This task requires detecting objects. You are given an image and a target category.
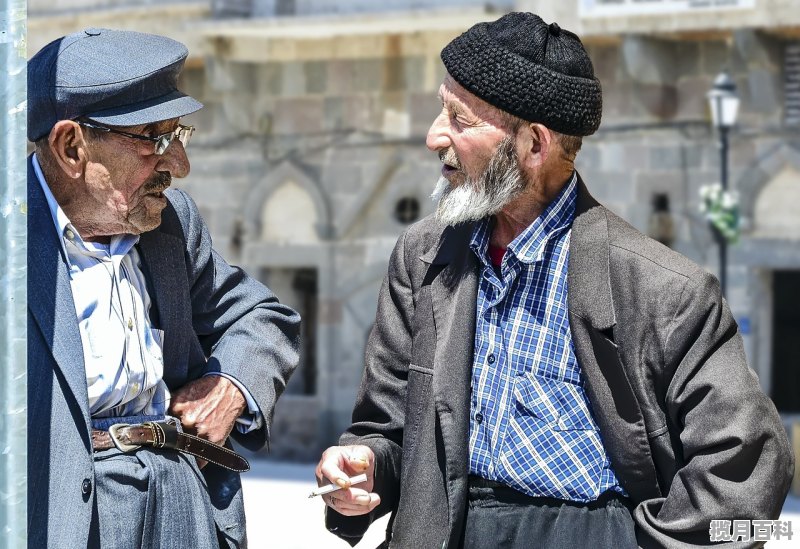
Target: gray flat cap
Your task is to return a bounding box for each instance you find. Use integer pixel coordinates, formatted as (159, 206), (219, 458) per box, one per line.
(28, 28), (203, 142)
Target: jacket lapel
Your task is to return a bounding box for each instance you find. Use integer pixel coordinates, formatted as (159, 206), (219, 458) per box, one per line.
(137, 229), (187, 388)
(421, 222), (478, 547)
(568, 176), (661, 501)
(27, 157), (91, 425)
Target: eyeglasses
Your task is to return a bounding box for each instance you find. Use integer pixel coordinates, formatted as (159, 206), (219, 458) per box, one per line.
(78, 120), (195, 156)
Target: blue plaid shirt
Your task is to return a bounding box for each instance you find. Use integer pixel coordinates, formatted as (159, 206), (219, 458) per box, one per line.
(467, 173), (624, 502)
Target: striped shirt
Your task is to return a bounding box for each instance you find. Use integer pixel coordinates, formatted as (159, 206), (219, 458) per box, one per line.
(467, 173), (624, 502)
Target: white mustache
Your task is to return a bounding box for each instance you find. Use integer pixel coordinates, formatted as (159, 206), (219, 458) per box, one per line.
(438, 148), (460, 169)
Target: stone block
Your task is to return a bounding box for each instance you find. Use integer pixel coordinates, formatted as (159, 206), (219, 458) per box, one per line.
(577, 169), (609, 199)
(322, 96), (345, 131)
(410, 91), (441, 134)
(634, 172), (686, 212)
(734, 30), (781, 71)
(403, 57), (426, 93)
(588, 44), (621, 84)
(327, 60), (354, 95)
(383, 57), (406, 92)
(622, 35), (677, 86)
(747, 68), (781, 114)
(584, 170), (634, 204)
(702, 40), (731, 75)
(304, 60), (328, 94)
(179, 66), (207, 102)
(676, 75), (714, 120)
(182, 102), (216, 139)
(271, 97), (325, 135)
(255, 62), (283, 97)
(575, 144), (600, 171)
(674, 42), (701, 78)
(601, 142), (649, 172)
(649, 146), (683, 171)
(601, 79), (638, 121)
(324, 162), (363, 195)
(281, 61), (307, 97)
(341, 94), (383, 133)
(633, 82), (678, 119)
(728, 139), (756, 170)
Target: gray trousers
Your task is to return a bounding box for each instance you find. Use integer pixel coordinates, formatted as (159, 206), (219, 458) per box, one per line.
(460, 479), (637, 549)
(92, 446), (221, 549)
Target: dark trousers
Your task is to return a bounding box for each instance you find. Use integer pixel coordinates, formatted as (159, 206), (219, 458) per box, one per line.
(460, 478), (637, 549)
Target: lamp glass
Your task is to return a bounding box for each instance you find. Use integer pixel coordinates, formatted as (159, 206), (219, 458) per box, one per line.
(707, 73), (740, 129)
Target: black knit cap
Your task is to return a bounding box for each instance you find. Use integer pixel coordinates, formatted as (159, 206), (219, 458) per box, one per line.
(441, 12), (602, 136)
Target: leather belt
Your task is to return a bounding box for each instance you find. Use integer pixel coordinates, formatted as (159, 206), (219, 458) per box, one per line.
(91, 421), (250, 473)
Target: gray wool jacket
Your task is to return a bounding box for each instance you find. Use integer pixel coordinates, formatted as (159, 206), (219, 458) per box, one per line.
(326, 175), (793, 549)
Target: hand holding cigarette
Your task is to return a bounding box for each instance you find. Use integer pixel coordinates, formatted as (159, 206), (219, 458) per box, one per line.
(309, 473), (368, 498)
(314, 445), (381, 516)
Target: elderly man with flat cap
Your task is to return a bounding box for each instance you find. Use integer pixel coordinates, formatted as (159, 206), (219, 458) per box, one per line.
(316, 12), (792, 549)
(28, 29), (300, 548)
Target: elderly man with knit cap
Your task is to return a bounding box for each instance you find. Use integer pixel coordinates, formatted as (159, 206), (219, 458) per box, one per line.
(27, 29), (300, 548)
(316, 12), (793, 549)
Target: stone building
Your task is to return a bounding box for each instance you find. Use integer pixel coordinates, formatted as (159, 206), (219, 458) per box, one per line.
(29, 0), (800, 472)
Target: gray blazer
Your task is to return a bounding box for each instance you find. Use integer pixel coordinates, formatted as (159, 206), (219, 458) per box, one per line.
(327, 176), (793, 549)
(27, 157), (301, 548)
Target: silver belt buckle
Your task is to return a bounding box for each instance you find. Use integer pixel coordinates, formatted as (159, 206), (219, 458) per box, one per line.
(108, 423), (142, 452)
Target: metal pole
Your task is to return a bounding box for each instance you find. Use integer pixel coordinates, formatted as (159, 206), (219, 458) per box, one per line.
(719, 125), (729, 297)
(0, 0), (27, 547)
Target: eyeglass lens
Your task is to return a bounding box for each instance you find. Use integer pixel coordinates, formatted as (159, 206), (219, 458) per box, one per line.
(154, 126), (194, 155)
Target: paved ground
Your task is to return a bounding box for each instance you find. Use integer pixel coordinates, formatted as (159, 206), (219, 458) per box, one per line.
(242, 460), (389, 549)
(242, 460), (799, 548)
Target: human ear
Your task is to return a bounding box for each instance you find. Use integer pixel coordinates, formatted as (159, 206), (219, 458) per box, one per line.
(47, 121), (89, 179)
(516, 123), (554, 170)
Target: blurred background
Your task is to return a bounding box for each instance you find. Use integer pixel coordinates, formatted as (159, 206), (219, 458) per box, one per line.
(28, 0), (800, 546)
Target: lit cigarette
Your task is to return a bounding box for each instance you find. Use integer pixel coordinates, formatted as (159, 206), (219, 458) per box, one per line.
(308, 473), (368, 498)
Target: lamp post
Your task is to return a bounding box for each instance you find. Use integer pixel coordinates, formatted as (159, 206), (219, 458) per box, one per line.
(706, 72), (740, 297)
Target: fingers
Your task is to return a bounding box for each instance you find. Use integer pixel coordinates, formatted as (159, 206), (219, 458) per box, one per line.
(317, 453), (348, 487)
(345, 448), (370, 473)
(316, 445), (374, 488)
(324, 488), (381, 516)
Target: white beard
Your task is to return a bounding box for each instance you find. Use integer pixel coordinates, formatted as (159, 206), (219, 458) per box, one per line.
(431, 136), (526, 226)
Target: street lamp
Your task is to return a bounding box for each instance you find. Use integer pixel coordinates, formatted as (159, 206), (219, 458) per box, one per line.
(706, 72), (740, 296)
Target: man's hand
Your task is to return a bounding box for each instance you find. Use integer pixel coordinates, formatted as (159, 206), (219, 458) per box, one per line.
(168, 375), (246, 468)
(316, 445), (380, 516)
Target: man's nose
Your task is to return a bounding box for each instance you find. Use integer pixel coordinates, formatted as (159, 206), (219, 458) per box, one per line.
(157, 140), (190, 178)
(426, 113), (451, 152)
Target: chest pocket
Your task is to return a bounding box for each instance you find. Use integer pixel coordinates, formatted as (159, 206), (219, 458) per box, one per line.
(513, 372), (597, 431)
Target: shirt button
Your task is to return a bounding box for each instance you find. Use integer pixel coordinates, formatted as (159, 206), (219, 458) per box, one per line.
(475, 411), (484, 424)
(65, 229), (75, 240)
(127, 318), (133, 331)
(487, 354), (496, 364)
(81, 478), (92, 496)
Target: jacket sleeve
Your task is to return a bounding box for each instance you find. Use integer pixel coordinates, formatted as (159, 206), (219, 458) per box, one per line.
(325, 230), (414, 545)
(173, 189), (301, 451)
(634, 271), (794, 548)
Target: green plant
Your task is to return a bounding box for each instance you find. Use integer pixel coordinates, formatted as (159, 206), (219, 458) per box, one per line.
(699, 183), (740, 244)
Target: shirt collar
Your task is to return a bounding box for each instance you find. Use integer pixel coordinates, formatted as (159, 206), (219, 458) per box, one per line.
(32, 153), (140, 264)
(470, 171), (577, 267)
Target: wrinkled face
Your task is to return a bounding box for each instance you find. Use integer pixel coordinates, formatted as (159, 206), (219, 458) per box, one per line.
(426, 76), (527, 225)
(427, 75), (511, 186)
(80, 118), (190, 237)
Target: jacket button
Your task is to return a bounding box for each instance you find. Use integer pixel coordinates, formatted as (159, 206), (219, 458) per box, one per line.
(82, 478), (92, 496)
